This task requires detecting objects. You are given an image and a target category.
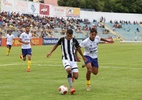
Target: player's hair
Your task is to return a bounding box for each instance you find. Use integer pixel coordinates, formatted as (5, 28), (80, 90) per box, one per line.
(24, 25), (30, 28)
(90, 28), (97, 34)
(67, 29), (73, 35)
(7, 30), (13, 33)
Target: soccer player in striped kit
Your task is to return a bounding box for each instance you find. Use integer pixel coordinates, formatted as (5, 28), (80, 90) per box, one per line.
(47, 29), (86, 94)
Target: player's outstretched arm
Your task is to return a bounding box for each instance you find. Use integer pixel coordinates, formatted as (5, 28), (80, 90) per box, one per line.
(76, 47), (87, 62)
(47, 44), (58, 58)
(75, 49), (81, 62)
(100, 38), (114, 43)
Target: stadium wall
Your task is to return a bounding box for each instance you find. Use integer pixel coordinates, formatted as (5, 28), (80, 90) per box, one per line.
(1, 0), (142, 23)
(0, 37), (114, 47)
(1, 38), (42, 46)
(80, 11), (142, 23)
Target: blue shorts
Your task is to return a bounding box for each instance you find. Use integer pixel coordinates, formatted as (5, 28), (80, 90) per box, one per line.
(22, 48), (32, 57)
(7, 45), (12, 48)
(84, 55), (99, 68)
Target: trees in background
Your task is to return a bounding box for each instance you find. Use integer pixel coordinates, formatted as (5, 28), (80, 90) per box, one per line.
(58, 0), (142, 13)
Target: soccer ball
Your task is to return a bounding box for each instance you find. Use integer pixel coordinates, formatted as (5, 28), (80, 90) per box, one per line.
(58, 85), (68, 95)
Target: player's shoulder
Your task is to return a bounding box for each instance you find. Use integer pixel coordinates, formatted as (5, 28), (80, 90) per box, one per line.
(72, 37), (77, 41)
(60, 37), (64, 39)
(29, 32), (32, 35)
(95, 35), (100, 40)
(59, 37), (64, 41)
(83, 37), (90, 42)
(21, 32), (26, 35)
(96, 35), (100, 39)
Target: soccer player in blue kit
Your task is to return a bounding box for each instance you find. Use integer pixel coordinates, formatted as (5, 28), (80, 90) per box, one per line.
(19, 25), (35, 72)
(80, 28), (113, 91)
(6, 30), (15, 56)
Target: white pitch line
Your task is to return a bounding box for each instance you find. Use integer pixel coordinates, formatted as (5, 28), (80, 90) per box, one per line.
(0, 63), (20, 66)
(0, 63), (142, 70)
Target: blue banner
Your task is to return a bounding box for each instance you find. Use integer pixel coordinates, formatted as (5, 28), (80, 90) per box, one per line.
(43, 38), (58, 45)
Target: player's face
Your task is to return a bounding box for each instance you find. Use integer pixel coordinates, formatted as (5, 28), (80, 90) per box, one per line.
(66, 33), (73, 40)
(25, 27), (30, 33)
(9, 31), (12, 35)
(90, 32), (97, 41)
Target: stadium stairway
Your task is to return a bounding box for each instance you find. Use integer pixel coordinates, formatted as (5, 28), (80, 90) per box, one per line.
(140, 24), (142, 28)
(104, 24), (125, 41)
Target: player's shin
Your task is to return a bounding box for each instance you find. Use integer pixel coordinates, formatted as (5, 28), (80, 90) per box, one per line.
(27, 60), (31, 72)
(86, 80), (90, 86)
(67, 71), (73, 88)
(6, 48), (10, 55)
(86, 72), (91, 91)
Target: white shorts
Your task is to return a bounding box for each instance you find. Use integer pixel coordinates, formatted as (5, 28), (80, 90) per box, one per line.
(62, 60), (78, 72)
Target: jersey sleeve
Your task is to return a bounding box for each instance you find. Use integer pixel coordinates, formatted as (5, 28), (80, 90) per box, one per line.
(56, 37), (63, 45)
(80, 39), (87, 48)
(74, 38), (80, 48)
(96, 36), (101, 43)
(5, 34), (8, 38)
(19, 33), (23, 39)
(12, 35), (15, 39)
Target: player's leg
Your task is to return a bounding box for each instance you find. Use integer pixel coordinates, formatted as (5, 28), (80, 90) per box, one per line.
(84, 56), (92, 91)
(87, 58), (99, 91)
(92, 67), (98, 75)
(70, 62), (79, 94)
(86, 62), (92, 91)
(27, 48), (32, 72)
(8, 45), (12, 55)
(63, 60), (75, 94)
(20, 49), (26, 61)
(72, 61), (79, 81)
(66, 67), (75, 94)
(92, 58), (99, 75)
(6, 45), (11, 56)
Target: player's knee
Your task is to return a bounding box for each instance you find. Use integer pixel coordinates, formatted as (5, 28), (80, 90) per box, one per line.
(67, 70), (72, 74)
(87, 69), (92, 73)
(67, 70), (72, 78)
(92, 72), (98, 75)
(74, 75), (78, 79)
(23, 58), (26, 61)
(87, 66), (92, 72)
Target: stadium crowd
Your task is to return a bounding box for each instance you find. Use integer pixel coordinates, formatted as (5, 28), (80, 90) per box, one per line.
(0, 11), (97, 38)
(0, 11), (141, 39)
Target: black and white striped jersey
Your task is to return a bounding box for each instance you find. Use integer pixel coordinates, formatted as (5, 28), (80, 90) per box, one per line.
(57, 37), (80, 61)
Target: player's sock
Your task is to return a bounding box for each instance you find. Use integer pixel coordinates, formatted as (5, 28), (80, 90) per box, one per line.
(86, 80), (90, 85)
(67, 72), (73, 88)
(6, 48), (9, 55)
(27, 60), (31, 72)
(86, 80), (91, 91)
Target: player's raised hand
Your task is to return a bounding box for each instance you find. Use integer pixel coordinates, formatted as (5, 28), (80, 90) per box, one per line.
(107, 40), (114, 43)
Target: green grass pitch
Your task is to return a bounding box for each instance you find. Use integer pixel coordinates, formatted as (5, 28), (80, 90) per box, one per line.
(0, 43), (142, 100)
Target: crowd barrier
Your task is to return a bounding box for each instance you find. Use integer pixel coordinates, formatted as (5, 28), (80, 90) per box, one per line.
(0, 37), (114, 47)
